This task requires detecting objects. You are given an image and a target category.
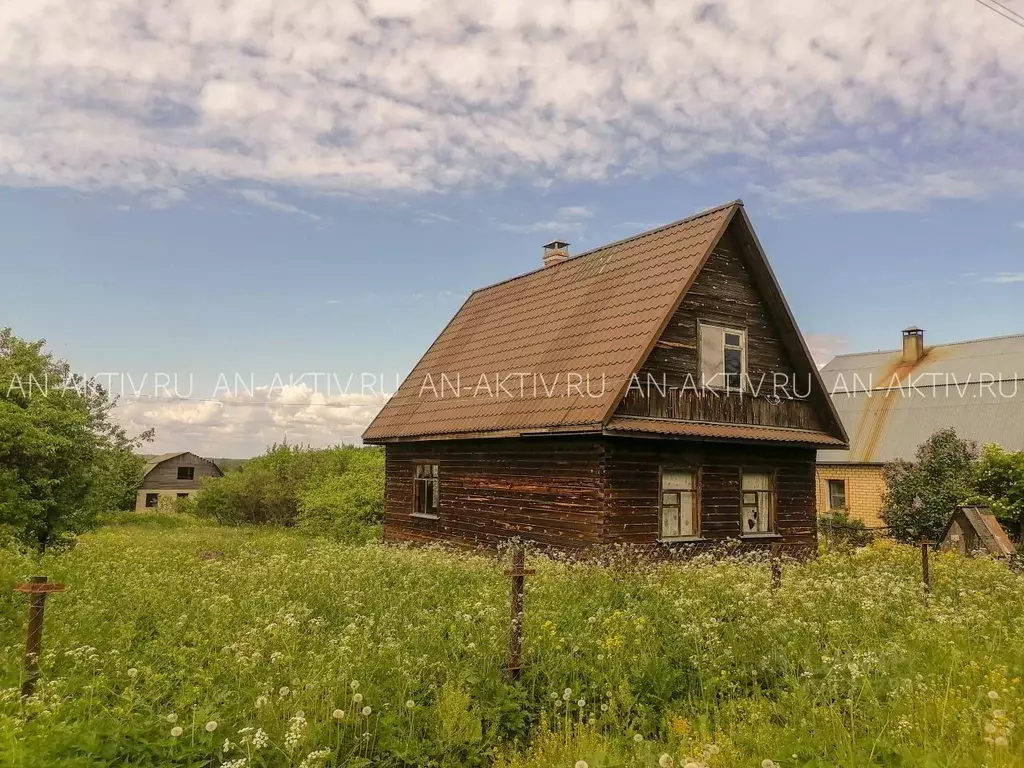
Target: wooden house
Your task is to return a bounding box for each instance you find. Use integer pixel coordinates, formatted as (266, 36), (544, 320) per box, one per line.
(135, 452), (223, 511)
(939, 506), (1015, 558)
(362, 201), (848, 552)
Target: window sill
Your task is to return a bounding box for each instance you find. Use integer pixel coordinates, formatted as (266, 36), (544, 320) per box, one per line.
(659, 536), (705, 543)
(739, 532), (782, 539)
(410, 512), (439, 521)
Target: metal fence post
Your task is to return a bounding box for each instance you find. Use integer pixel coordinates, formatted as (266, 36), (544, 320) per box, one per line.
(16, 575), (67, 699)
(920, 540), (931, 594)
(504, 544), (534, 682)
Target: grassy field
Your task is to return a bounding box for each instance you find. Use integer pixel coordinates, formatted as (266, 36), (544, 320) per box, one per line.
(1, 514), (1022, 767)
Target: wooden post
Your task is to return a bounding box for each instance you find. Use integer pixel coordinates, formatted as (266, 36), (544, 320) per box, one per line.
(16, 576), (67, 699)
(920, 540), (931, 594)
(504, 544), (534, 682)
(770, 543), (783, 590)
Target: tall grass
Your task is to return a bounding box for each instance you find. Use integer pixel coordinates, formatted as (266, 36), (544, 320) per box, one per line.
(1, 517), (1021, 767)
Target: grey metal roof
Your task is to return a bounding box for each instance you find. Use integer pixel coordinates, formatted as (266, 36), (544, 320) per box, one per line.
(818, 333), (1024, 463)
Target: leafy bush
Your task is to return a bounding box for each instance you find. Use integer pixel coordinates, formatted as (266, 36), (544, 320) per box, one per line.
(881, 428), (978, 543)
(818, 510), (873, 551)
(972, 443), (1024, 538)
(190, 444), (383, 541)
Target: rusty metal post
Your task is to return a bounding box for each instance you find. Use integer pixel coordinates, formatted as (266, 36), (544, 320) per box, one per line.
(16, 575), (66, 699)
(504, 544), (534, 682)
(770, 543), (783, 590)
(920, 540), (931, 594)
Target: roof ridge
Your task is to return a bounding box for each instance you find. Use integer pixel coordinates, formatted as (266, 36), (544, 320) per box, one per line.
(469, 199), (743, 297)
(828, 330), (1024, 363)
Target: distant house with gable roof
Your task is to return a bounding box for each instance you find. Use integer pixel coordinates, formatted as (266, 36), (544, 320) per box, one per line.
(817, 329), (1024, 527)
(135, 452), (223, 511)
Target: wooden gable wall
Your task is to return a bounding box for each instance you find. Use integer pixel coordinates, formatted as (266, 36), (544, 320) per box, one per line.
(616, 223), (824, 432)
(140, 453), (222, 491)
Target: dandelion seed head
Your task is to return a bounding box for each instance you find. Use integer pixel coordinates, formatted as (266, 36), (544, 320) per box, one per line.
(170, 726), (183, 737)
(206, 721), (218, 732)
(332, 709), (345, 720)
(361, 706), (372, 716)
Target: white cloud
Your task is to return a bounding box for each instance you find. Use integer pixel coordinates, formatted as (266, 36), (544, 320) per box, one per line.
(2, 1), (1024, 208)
(414, 212), (455, 224)
(983, 272), (1024, 284)
(233, 188), (320, 220)
(493, 204), (594, 235)
(115, 384), (388, 457)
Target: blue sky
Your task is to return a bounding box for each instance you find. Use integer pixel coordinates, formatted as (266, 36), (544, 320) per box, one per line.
(1, 0), (1023, 455)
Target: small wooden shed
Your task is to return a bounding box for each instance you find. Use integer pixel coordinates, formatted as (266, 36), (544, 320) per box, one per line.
(939, 505), (1016, 558)
(135, 452), (223, 511)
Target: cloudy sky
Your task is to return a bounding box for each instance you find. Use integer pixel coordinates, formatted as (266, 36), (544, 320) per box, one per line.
(2, 0), (1023, 456)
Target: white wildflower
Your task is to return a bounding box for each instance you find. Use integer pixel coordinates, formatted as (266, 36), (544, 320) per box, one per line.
(165, 713), (178, 723)
(127, 668), (138, 678)
(634, 733), (644, 743)
(988, 691), (1000, 700)
(405, 700), (415, 709)
(252, 728), (269, 749)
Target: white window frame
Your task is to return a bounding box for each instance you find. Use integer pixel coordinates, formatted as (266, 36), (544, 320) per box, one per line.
(740, 471), (777, 536)
(659, 467), (701, 541)
(827, 479), (847, 511)
(412, 463), (440, 519)
(698, 322), (747, 392)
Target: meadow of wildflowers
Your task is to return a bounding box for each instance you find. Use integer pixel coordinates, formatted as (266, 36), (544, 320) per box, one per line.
(1, 512), (1022, 767)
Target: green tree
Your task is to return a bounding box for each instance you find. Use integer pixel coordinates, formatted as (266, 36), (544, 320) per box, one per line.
(971, 443), (1024, 537)
(190, 443), (384, 541)
(0, 328), (152, 554)
(880, 427), (977, 543)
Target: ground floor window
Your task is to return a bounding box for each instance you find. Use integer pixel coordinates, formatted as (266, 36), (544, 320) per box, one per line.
(827, 479), (846, 510)
(741, 472), (775, 534)
(413, 463), (440, 518)
(145, 493), (159, 508)
(660, 469), (698, 539)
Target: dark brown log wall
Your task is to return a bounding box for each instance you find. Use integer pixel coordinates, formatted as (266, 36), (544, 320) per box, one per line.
(384, 435), (816, 551)
(383, 437), (605, 548)
(622, 224), (822, 431)
(603, 437), (817, 552)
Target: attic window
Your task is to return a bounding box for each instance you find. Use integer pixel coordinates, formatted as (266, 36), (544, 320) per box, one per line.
(699, 323), (746, 391)
(177, 466), (195, 480)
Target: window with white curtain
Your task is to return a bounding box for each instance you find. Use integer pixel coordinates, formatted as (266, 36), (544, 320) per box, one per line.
(660, 469), (699, 540)
(741, 472), (775, 534)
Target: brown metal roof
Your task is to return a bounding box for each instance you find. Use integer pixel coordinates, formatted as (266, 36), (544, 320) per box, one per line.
(363, 201), (738, 441)
(363, 200), (846, 445)
(604, 416), (846, 447)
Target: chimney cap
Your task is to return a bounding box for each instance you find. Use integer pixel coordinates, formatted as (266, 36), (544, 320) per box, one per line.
(902, 326), (924, 335)
(543, 240), (570, 251)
